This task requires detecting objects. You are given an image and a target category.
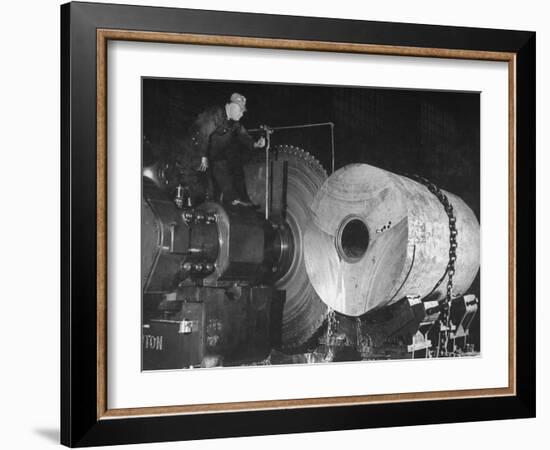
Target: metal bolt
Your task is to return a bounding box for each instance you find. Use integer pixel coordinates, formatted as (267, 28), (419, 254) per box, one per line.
(182, 210), (195, 223)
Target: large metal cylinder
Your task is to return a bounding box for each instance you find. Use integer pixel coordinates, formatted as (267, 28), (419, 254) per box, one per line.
(201, 202), (292, 284)
(304, 164), (480, 316)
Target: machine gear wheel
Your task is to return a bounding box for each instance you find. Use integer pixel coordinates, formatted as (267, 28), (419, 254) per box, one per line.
(244, 145), (329, 352)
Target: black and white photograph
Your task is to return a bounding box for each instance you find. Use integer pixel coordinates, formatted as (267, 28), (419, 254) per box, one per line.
(141, 78), (481, 370)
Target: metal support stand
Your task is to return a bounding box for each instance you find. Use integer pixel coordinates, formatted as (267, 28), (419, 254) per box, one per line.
(260, 125), (274, 220)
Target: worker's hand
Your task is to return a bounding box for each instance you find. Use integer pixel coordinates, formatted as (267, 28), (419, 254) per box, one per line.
(254, 136), (266, 148)
(198, 156), (209, 172)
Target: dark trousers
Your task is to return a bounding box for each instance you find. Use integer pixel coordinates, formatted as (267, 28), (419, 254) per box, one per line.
(211, 160), (250, 203)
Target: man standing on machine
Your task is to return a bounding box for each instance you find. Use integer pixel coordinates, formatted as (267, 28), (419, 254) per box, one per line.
(177, 92), (266, 206)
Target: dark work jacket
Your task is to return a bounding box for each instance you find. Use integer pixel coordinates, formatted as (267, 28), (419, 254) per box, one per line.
(187, 105), (255, 164)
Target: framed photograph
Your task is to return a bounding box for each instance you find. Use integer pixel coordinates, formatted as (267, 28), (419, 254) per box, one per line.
(61, 1), (535, 447)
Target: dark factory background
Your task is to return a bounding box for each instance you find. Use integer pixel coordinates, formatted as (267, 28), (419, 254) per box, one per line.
(142, 77), (481, 349)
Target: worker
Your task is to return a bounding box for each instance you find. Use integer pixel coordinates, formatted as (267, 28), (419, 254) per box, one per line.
(176, 92), (266, 206)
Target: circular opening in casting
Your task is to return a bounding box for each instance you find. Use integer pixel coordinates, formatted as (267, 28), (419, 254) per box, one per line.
(337, 217), (370, 262)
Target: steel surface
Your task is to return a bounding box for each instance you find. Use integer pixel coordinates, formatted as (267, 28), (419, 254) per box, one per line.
(304, 164), (480, 316)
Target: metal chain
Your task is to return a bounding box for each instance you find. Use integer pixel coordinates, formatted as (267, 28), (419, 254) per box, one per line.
(326, 307), (336, 345)
(319, 307), (337, 361)
(355, 317), (372, 358)
(410, 175), (458, 356)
